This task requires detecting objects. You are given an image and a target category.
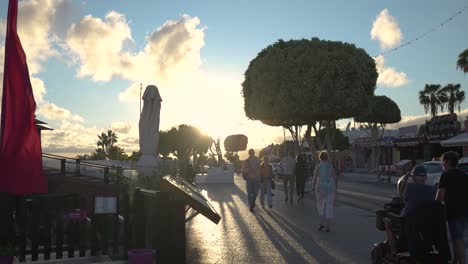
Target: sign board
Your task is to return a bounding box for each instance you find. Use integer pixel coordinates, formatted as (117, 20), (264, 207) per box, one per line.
(161, 176), (221, 224)
(94, 196), (117, 214)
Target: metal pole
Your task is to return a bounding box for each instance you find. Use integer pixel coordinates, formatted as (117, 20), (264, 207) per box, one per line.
(139, 83), (142, 116)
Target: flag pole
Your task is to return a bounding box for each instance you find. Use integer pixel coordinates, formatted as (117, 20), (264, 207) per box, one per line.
(139, 83), (142, 115)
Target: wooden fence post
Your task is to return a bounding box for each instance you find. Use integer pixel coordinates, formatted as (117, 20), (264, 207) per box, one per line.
(133, 188), (146, 248)
(104, 167), (109, 183)
(61, 159), (66, 175)
(75, 159), (81, 175)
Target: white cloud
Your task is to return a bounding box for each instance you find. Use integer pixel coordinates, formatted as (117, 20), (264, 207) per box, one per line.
(30, 77), (46, 103)
(118, 82), (141, 102)
(0, 0), (71, 112)
(387, 109), (468, 130)
(375, 55), (409, 87)
(41, 120), (100, 153)
(41, 120), (141, 155)
(371, 9), (403, 50)
(65, 13), (204, 83)
(37, 102), (84, 122)
(12, 0), (68, 74)
(111, 121), (134, 134)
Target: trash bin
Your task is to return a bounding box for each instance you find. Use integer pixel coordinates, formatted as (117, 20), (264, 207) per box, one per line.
(128, 248), (156, 264)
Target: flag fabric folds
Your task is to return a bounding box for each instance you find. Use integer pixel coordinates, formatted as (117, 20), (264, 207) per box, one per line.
(0, 0), (47, 195)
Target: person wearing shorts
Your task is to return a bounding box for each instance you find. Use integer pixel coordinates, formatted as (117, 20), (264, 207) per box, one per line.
(436, 151), (468, 264)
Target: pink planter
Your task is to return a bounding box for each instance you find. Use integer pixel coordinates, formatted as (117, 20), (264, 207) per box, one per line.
(128, 249), (156, 264)
(0, 256), (13, 264)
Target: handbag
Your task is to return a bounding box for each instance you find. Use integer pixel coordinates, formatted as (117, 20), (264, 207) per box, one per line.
(272, 180), (275, 190)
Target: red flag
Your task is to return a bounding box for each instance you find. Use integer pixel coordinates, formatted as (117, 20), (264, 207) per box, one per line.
(0, 0), (47, 195)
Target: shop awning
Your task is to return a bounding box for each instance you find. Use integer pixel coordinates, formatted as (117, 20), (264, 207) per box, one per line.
(440, 133), (468, 147)
(395, 141), (421, 147)
(395, 136), (425, 147)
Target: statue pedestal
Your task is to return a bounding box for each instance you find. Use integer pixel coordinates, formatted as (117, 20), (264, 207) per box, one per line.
(136, 155), (160, 177)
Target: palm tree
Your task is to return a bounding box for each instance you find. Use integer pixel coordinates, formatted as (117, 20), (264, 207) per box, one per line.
(418, 84), (445, 117)
(441, 83), (465, 114)
(108, 145), (127, 160)
(457, 49), (468, 73)
(97, 132), (109, 152)
(89, 148), (107, 160)
(106, 130), (118, 147)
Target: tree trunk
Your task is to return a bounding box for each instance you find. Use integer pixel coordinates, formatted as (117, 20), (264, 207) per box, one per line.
(286, 125), (301, 155)
(305, 124), (319, 160)
(312, 122), (326, 151)
(324, 121), (334, 163)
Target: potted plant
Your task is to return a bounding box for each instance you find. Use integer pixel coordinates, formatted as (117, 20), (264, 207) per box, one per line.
(0, 243), (16, 264)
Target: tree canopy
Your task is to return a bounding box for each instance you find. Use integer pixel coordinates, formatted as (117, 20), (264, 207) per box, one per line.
(223, 134), (248, 152)
(354, 95), (401, 124)
(457, 49), (468, 73)
(159, 124), (212, 163)
(418, 84), (444, 117)
(440, 83), (465, 114)
(313, 128), (350, 152)
(355, 95), (401, 171)
(242, 38), (377, 124)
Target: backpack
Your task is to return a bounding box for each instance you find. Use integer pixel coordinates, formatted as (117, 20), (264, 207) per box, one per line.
(318, 163), (335, 194)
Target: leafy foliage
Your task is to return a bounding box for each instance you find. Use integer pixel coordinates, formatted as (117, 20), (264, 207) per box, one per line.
(159, 124), (212, 164)
(355, 96), (401, 124)
(313, 128), (350, 152)
(457, 49), (468, 73)
(355, 96), (401, 170)
(418, 84), (445, 117)
(242, 38), (377, 124)
(108, 145), (128, 160)
(440, 83), (465, 114)
(278, 141), (296, 157)
(223, 134), (248, 152)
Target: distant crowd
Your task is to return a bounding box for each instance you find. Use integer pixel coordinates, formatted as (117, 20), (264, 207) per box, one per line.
(241, 149), (468, 263)
(241, 149), (337, 233)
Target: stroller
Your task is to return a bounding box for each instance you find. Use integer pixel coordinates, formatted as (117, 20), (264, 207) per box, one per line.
(371, 198), (451, 264)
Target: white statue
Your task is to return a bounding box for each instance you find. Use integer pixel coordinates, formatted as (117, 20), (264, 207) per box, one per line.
(136, 85), (162, 177)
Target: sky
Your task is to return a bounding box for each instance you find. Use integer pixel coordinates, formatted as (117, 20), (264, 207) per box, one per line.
(0, 0), (467, 156)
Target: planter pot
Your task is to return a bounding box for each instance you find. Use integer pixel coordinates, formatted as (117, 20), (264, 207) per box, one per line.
(0, 256), (13, 264)
(128, 248), (156, 264)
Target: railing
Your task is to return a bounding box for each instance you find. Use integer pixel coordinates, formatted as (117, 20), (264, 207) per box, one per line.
(0, 153), (135, 262)
(42, 153), (135, 183)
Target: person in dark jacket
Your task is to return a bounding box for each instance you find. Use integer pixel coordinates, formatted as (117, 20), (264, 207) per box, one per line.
(436, 151), (468, 264)
(295, 153), (307, 202)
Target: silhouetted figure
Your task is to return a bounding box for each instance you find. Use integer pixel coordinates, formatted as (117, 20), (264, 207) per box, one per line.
(242, 149), (261, 212)
(279, 152), (296, 204)
(295, 153), (307, 202)
(184, 164), (196, 184)
(260, 156), (273, 209)
(436, 151), (468, 264)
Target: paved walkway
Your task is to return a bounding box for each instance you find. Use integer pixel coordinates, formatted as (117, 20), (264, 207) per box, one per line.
(186, 175), (382, 264)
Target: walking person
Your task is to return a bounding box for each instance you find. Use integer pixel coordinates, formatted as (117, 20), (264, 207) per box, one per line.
(436, 151), (468, 264)
(313, 151), (337, 232)
(260, 155), (273, 209)
(295, 153), (307, 202)
(241, 149), (261, 213)
(279, 152), (296, 203)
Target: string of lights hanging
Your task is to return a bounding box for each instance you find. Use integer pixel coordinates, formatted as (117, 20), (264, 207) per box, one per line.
(375, 5), (468, 57)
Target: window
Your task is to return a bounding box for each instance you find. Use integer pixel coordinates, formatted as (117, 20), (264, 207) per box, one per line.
(423, 163), (443, 174)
